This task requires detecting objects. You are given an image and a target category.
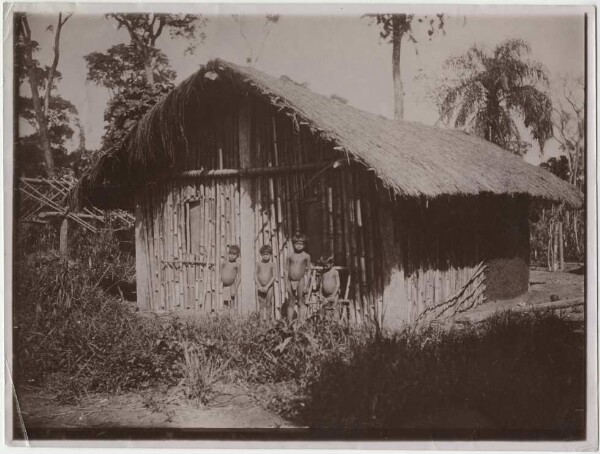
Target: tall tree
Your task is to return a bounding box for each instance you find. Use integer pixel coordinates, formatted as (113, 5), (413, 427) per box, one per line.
(551, 76), (584, 190)
(15, 12), (72, 176)
(436, 38), (553, 155)
(367, 14), (445, 120)
(85, 14), (207, 148)
(85, 43), (175, 99)
(105, 13), (205, 85)
(16, 94), (77, 176)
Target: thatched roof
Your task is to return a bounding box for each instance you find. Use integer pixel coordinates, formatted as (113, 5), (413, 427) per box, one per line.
(73, 58), (583, 209)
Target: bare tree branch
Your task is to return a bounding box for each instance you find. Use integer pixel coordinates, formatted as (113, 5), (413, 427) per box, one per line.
(44, 12), (72, 116)
(152, 16), (165, 45)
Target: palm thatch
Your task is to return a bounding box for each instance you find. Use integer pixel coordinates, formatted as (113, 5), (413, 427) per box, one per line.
(71, 58), (583, 210)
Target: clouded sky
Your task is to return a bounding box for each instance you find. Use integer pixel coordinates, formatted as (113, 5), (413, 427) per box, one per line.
(19, 5), (586, 164)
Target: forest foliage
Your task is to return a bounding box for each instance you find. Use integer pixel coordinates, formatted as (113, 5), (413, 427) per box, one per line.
(12, 15), (586, 435)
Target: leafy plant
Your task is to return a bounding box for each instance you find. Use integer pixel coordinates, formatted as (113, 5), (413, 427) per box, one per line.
(436, 38), (553, 155)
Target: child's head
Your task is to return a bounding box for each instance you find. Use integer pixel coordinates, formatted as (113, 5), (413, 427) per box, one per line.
(259, 244), (273, 262)
(323, 255), (334, 270)
(228, 244), (240, 261)
(292, 233), (306, 252)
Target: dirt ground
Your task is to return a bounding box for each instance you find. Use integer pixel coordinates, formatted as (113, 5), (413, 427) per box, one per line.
(455, 264), (585, 324)
(14, 266), (585, 433)
(15, 382), (293, 434)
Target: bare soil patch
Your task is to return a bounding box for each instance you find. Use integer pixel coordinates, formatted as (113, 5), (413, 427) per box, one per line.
(456, 265), (585, 323)
(15, 383), (292, 431)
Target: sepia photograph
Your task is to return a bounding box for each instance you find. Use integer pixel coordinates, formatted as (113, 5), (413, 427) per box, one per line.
(3, 2), (597, 448)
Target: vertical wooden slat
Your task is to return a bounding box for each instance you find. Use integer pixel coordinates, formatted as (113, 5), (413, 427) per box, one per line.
(145, 188), (156, 310)
(340, 169), (355, 323)
(59, 218), (68, 257)
(354, 174), (370, 320)
(216, 176), (223, 313)
(334, 172), (343, 263)
(347, 171), (362, 323)
(174, 185), (182, 310)
(135, 190), (149, 310)
(159, 183), (166, 310)
(210, 179), (217, 312)
(169, 182), (176, 311)
(327, 184), (335, 261)
(272, 117), (286, 318)
(362, 176), (378, 324)
(238, 100), (255, 315)
(267, 138), (281, 317)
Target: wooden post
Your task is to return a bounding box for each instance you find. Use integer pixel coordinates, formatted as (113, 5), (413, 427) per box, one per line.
(239, 100), (255, 315)
(552, 221), (559, 272)
(378, 190), (407, 328)
(135, 191), (150, 310)
(59, 217), (69, 257)
(559, 221), (564, 271)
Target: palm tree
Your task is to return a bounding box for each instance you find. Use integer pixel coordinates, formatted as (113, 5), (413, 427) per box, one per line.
(437, 38), (553, 155)
(367, 14), (445, 120)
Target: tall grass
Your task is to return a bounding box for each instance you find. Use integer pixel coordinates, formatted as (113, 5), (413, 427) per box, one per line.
(14, 224), (351, 400)
(14, 225), (174, 397)
(300, 310), (585, 432)
(14, 223), (585, 434)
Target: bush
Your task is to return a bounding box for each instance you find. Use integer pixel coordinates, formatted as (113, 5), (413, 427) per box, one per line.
(300, 310), (585, 432)
(14, 223), (352, 401)
(13, 225), (173, 398)
(14, 223), (585, 435)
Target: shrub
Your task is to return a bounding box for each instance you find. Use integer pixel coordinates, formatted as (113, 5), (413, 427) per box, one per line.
(300, 310), (585, 432)
(13, 225), (178, 398)
(14, 224), (352, 400)
(165, 314), (352, 386)
(14, 223), (585, 436)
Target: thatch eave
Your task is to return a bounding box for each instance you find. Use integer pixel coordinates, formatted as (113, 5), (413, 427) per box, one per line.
(71, 58), (584, 211)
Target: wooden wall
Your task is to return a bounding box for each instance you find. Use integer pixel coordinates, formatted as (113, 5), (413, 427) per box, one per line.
(133, 90), (530, 325)
(380, 194), (530, 326)
(134, 95), (385, 321)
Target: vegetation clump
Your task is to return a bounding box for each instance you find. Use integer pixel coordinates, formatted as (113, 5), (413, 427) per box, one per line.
(14, 225), (585, 434)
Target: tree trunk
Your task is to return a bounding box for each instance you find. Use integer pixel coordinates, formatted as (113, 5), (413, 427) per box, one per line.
(29, 80), (55, 175)
(18, 15), (55, 175)
(144, 58), (155, 85)
(391, 17), (404, 120)
(76, 117), (87, 152)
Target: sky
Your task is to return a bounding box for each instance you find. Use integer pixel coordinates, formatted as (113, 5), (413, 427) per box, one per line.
(20, 6), (586, 165)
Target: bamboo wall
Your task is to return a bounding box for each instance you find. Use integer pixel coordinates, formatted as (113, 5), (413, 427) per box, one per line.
(135, 95), (384, 321)
(380, 194), (530, 326)
(134, 91), (530, 326)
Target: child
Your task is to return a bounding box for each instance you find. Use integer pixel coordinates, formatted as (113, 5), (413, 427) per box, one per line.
(221, 244), (240, 310)
(320, 256), (341, 320)
(255, 245), (275, 321)
(285, 233), (311, 323)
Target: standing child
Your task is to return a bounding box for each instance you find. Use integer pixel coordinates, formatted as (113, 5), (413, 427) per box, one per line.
(221, 244), (240, 310)
(255, 245), (275, 321)
(285, 233), (311, 323)
(320, 256), (341, 320)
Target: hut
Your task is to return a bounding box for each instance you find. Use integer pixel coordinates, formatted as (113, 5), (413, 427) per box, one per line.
(73, 59), (582, 327)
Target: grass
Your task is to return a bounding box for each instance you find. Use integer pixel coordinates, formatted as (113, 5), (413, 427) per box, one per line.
(299, 310), (585, 432)
(13, 224), (586, 435)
